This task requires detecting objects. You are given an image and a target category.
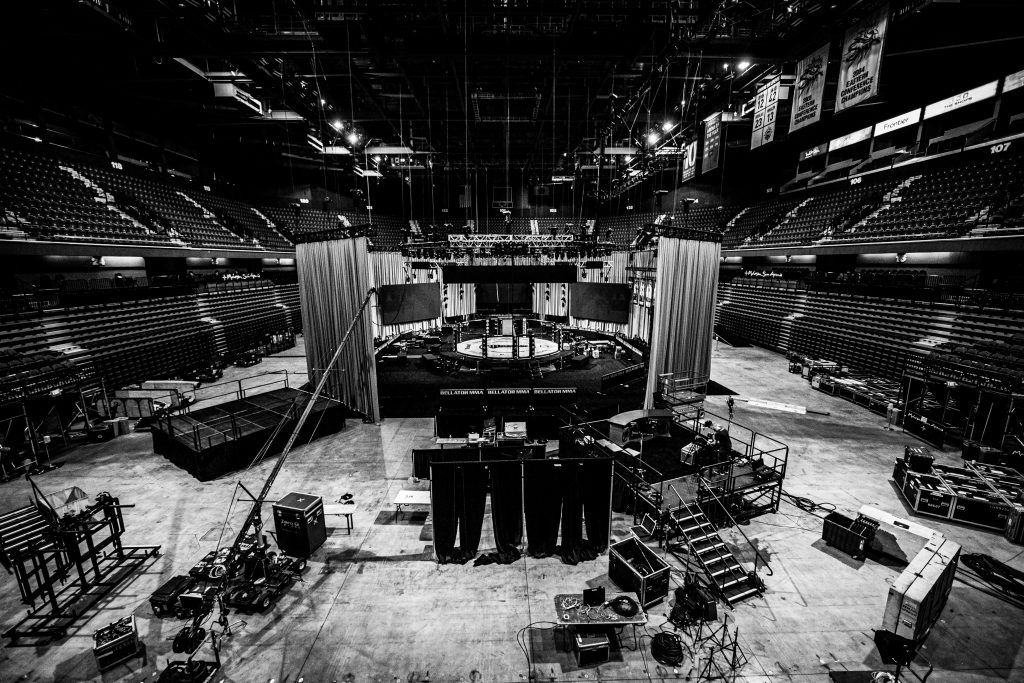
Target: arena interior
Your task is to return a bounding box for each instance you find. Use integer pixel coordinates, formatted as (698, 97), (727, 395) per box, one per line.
(1, 1), (1024, 682)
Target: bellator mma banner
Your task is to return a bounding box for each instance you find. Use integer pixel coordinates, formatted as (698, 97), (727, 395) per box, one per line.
(835, 4), (889, 112)
(790, 43), (830, 132)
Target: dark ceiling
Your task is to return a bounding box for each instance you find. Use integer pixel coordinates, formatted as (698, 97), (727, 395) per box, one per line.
(1, 0), (1022, 194)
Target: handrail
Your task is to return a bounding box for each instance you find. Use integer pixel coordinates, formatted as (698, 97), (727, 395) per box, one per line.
(25, 475), (57, 518)
(696, 475), (774, 577)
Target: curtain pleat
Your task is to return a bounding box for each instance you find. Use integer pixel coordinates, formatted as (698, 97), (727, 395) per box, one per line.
(475, 461), (523, 565)
(644, 237), (720, 408)
(524, 461), (561, 557)
(296, 237), (379, 421)
(457, 464), (488, 559)
(430, 462), (459, 562)
(582, 458), (614, 550)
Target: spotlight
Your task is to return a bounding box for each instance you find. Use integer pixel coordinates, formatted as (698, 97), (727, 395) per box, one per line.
(662, 121), (674, 132)
(320, 98), (327, 105)
(647, 132), (659, 145)
(722, 62), (730, 70)
(347, 132), (359, 145)
(738, 61), (751, 71)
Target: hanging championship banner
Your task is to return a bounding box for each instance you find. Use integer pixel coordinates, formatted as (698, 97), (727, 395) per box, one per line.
(751, 76), (780, 150)
(702, 113), (723, 173)
(835, 4), (889, 112)
(681, 139), (698, 182)
(790, 44), (830, 132)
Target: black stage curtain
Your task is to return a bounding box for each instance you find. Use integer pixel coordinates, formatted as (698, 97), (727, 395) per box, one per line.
(583, 458), (614, 550)
(435, 458), (612, 566)
(430, 462), (488, 564)
(524, 461), (561, 557)
(558, 463), (591, 564)
(558, 460), (613, 564)
(475, 461), (523, 565)
(431, 462), (458, 562)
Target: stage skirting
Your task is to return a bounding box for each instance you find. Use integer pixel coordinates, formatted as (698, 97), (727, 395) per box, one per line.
(151, 388), (346, 481)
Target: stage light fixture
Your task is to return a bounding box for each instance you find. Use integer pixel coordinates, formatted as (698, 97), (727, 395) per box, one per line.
(738, 61), (751, 71)
(662, 121), (674, 132)
(647, 132), (659, 145)
(331, 119), (343, 130)
(347, 132), (359, 145)
(320, 98), (326, 105)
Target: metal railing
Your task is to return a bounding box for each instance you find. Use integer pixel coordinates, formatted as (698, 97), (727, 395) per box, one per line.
(696, 476), (774, 578)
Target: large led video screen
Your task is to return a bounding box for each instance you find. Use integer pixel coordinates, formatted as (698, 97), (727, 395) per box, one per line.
(442, 265), (577, 283)
(377, 283), (441, 325)
(569, 283), (631, 324)
(475, 283), (533, 314)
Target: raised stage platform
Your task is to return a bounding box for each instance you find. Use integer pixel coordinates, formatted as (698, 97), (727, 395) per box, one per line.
(150, 388), (347, 481)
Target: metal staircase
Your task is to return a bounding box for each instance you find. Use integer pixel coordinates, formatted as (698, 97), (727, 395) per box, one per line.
(0, 503), (55, 572)
(669, 497), (763, 605)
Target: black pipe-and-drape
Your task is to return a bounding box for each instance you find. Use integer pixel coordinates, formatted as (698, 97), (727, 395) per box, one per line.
(524, 461), (562, 557)
(433, 458), (612, 565)
(475, 461), (524, 565)
(430, 462), (488, 564)
(557, 459), (613, 564)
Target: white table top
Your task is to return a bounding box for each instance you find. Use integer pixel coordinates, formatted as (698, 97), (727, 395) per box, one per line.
(322, 503), (358, 516)
(394, 490), (432, 506)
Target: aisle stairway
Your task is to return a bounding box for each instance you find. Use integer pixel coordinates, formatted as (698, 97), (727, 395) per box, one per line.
(0, 504), (53, 571)
(670, 500), (762, 605)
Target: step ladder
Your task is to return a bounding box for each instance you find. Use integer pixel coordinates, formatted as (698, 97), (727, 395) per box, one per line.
(670, 500), (762, 605)
(528, 360), (543, 380)
(0, 504), (55, 571)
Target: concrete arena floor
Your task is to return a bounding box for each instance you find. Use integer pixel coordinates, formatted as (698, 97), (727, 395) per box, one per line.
(0, 339), (1022, 682)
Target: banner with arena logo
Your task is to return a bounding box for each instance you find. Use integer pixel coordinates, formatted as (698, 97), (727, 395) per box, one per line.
(835, 4), (889, 112)
(789, 43), (830, 132)
(751, 76), (780, 149)
(701, 113), (723, 173)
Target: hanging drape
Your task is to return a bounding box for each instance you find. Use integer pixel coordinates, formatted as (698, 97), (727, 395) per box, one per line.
(524, 460), (562, 557)
(532, 282), (570, 318)
(297, 236), (380, 422)
(644, 237), (721, 408)
(430, 458), (613, 566)
(430, 462), (488, 564)
(474, 461), (524, 565)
